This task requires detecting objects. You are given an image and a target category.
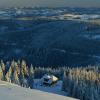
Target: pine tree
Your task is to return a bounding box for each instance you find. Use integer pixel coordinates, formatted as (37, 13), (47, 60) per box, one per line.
(13, 70), (20, 85)
(0, 65), (3, 80)
(29, 64), (34, 89)
(1, 60), (6, 80)
(62, 71), (67, 91)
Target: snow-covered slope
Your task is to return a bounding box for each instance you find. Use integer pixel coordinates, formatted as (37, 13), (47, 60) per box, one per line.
(34, 80), (67, 96)
(0, 81), (78, 100)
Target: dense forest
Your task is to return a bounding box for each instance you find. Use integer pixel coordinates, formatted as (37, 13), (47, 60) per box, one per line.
(0, 60), (100, 100)
(62, 67), (100, 100)
(1, 19), (100, 67)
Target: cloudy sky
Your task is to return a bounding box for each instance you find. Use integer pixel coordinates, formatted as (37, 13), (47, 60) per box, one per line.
(0, 0), (100, 7)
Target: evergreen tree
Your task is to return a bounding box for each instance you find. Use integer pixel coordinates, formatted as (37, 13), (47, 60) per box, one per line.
(13, 70), (20, 85)
(0, 60), (6, 80)
(62, 71), (67, 91)
(29, 64), (34, 89)
(0, 65), (3, 80)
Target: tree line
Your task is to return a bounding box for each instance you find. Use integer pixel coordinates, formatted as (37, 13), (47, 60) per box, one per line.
(0, 60), (100, 100)
(0, 60), (63, 88)
(62, 66), (100, 100)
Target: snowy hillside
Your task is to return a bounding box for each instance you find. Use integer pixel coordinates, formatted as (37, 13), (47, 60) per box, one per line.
(34, 80), (67, 96)
(0, 81), (78, 100)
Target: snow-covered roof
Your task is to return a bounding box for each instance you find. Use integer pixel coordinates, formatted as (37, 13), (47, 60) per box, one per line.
(42, 74), (58, 81)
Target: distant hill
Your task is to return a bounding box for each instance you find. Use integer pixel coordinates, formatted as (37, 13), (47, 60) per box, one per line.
(0, 19), (100, 67)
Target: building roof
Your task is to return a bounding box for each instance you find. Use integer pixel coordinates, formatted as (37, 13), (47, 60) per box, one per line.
(42, 74), (58, 81)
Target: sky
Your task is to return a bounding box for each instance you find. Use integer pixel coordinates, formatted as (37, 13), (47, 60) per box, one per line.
(0, 0), (100, 8)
